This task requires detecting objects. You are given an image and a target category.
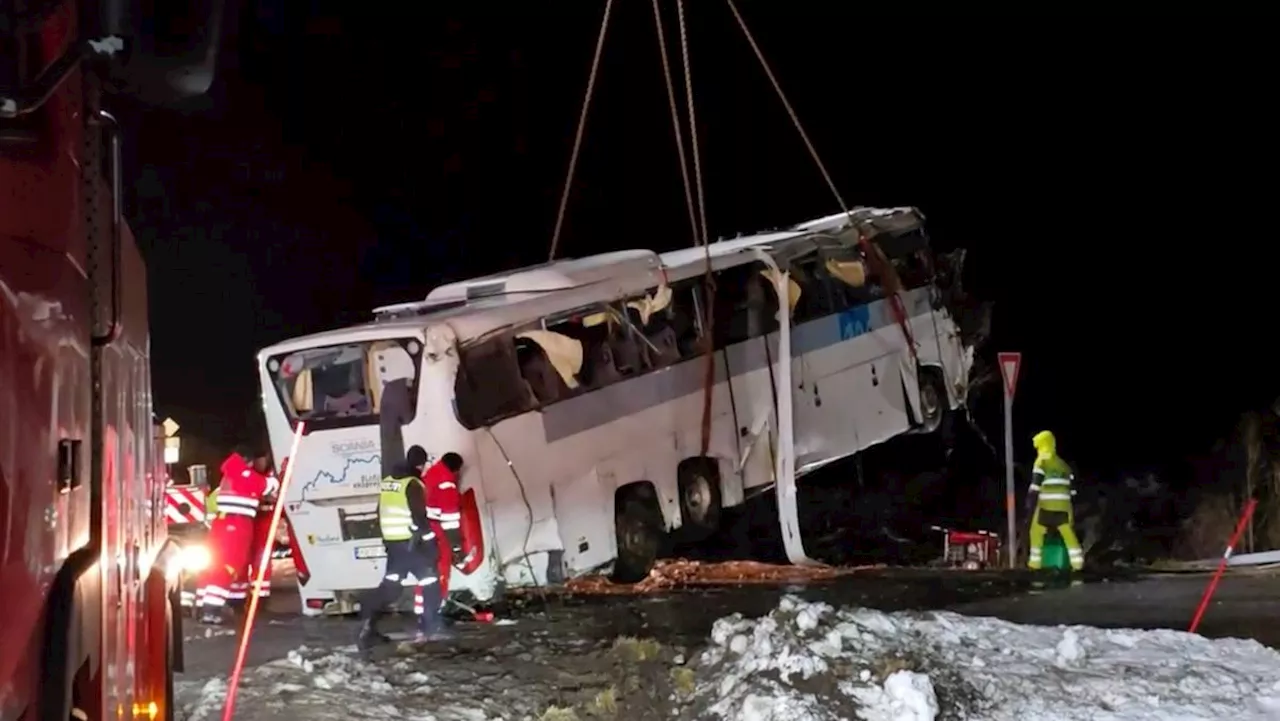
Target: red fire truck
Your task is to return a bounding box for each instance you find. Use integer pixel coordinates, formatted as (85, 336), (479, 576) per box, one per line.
(1, 2), (223, 720)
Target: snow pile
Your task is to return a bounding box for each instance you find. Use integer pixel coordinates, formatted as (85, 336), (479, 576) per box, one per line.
(175, 645), (485, 721)
(687, 595), (1280, 721)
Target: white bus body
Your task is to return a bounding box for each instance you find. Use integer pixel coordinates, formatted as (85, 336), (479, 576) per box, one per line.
(256, 207), (973, 614)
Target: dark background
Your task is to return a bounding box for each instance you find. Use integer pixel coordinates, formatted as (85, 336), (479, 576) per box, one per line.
(123, 5), (1276, 489)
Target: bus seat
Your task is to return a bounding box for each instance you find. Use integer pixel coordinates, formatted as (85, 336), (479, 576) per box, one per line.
(519, 344), (570, 405)
(645, 326), (681, 368)
(292, 369), (314, 413)
(516, 330), (583, 390)
(609, 332), (643, 375)
(826, 258), (867, 288)
(584, 341), (623, 387)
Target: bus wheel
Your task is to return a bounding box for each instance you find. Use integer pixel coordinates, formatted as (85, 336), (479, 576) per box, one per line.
(678, 461), (722, 538)
(611, 490), (663, 584)
(914, 369), (946, 434)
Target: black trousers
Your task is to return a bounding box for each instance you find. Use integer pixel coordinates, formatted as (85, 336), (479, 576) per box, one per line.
(360, 538), (443, 633)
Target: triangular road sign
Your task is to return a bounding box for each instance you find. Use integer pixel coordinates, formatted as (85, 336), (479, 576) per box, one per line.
(997, 352), (1022, 399)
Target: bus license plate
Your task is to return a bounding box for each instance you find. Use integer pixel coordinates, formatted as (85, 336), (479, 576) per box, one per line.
(353, 545), (386, 560)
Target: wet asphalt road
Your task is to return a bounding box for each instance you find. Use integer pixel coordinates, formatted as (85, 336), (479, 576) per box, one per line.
(177, 567), (1280, 683)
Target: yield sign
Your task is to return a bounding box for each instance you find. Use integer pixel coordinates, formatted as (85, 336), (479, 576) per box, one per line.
(997, 352), (1022, 399)
(162, 417), (180, 437)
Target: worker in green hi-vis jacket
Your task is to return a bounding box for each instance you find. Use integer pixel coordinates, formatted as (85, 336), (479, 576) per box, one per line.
(1026, 430), (1084, 571)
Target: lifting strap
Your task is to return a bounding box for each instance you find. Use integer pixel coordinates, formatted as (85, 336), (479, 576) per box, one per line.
(857, 233), (920, 367)
(659, 0), (717, 457)
(725, 0), (919, 367)
(548, 0), (615, 262)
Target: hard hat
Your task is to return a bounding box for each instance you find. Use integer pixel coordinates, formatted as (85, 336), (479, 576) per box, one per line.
(1032, 430), (1056, 455)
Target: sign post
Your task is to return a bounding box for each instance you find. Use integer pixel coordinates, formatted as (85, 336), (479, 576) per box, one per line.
(998, 352), (1022, 570)
(162, 417), (181, 480)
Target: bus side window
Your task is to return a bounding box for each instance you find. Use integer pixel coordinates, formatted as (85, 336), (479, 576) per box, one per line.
(608, 321), (645, 376)
(454, 336), (535, 429)
(668, 279), (704, 358)
(823, 255), (879, 310)
(791, 260), (836, 324)
(515, 337), (562, 406)
(753, 271), (781, 337)
(568, 314), (627, 390)
(711, 262), (779, 349)
(623, 285), (683, 370)
(860, 259), (886, 303)
(581, 329), (623, 387)
(515, 329), (584, 406)
(711, 266), (749, 349)
(892, 249), (933, 290)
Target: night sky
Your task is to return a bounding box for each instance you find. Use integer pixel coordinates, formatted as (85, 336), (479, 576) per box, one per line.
(121, 5), (1276, 484)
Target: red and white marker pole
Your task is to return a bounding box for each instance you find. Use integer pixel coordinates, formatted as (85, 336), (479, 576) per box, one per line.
(997, 352), (1022, 570)
(1188, 497), (1257, 634)
(223, 421), (307, 721)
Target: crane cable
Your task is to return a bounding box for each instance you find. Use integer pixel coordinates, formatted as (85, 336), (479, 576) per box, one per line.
(651, 0), (699, 249)
(669, 0), (720, 457)
(723, 0), (919, 368)
(548, 0), (616, 262)
(676, 0), (710, 249)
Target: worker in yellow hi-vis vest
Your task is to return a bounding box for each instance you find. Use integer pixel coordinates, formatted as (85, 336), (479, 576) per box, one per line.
(1026, 430), (1084, 571)
(205, 485), (219, 524)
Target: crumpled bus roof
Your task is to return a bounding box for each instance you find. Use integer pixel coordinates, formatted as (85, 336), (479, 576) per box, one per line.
(255, 206), (925, 360)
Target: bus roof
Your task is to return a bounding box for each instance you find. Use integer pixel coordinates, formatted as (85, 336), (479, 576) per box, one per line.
(255, 206), (923, 360)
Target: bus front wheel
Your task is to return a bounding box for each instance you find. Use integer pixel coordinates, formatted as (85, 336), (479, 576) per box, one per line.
(678, 460), (722, 540)
(912, 368), (947, 435)
(611, 490), (664, 584)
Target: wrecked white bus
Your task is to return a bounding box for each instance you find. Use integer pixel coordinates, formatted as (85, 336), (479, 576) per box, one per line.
(256, 207), (973, 614)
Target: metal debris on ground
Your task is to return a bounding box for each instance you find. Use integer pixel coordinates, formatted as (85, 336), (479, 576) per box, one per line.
(552, 559), (883, 595)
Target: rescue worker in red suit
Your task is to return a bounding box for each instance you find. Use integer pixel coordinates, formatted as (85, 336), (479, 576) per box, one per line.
(233, 460), (280, 603)
(197, 445), (272, 625)
(425, 452), (467, 608)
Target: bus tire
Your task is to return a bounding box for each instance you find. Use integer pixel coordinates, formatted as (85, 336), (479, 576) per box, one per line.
(678, 459), (722, 539)
(611, 488), (663, 584)
(912, 367), (947, 435)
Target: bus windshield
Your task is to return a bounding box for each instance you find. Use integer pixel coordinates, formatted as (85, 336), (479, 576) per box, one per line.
(266, 338), (423, 427)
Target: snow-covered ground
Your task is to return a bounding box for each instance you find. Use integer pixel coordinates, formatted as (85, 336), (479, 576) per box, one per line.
(178, 643), (492, 721)
(177, 590), (1280, 721)
(688, 596), (1280, 720)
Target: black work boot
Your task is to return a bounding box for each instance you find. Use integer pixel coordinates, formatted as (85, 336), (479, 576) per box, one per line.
(413, 626), (456, 643)
(357, 617), (390, 652)
(198, 606), (224, 626)
(414, 610), (456, 643)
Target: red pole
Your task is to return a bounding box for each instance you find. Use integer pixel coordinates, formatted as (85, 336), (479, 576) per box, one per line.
(222, 422), (307, 721)
(1188, 497), (1257, 634)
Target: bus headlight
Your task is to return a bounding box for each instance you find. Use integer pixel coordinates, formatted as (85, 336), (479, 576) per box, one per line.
(177, 544), (212, 573)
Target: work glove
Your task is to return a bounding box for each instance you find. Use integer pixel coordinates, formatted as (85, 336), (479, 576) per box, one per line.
(445, 530), (465, 568)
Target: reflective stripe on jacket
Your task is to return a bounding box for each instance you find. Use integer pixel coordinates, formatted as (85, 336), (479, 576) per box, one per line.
(1031, 455), (1075, 513)
(217, 453), (268, 517)
(379, 475), (423, 542)
(423, 461), (461, 532)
